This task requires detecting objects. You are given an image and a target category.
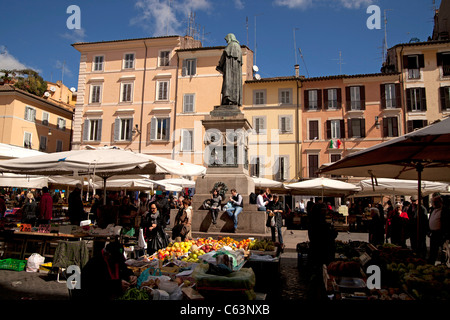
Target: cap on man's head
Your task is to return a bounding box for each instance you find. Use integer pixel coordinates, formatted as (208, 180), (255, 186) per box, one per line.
(410, 195), (417, 201)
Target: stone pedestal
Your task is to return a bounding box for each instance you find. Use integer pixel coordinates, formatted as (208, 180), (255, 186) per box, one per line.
(191, 106), (269, 235)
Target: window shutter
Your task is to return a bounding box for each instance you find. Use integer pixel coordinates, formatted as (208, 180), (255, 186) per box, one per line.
(440, 86), (450, 111)
(283, 157), (289, 181)
(406, 89), (412, 112)
(304, 90), (309, 110)
(395, 83), (402, 109)
(402, 55), (409, 68)
(83, 120), (89, 141)
(182, 60), (187, 76)
(360, 86), (366, 110)
(407, 120), (413, 133)
(360, 119), (366, 138)
(337, 88), (342, 109)
(422, 120), (428, 128)
(392, 117), (399, 137)
(317, 90), (322, 110)
(274, 157), (280, 181)
(96, 119), (102, 141)
(192, 59), (197, 75)
(326, 120), (331, 139)
(323, 89), (329, 110)
(420, 87), (427, 111)
(285, 116), (292, 133)
(150, 118), (157, 140)
(126, 118), (133, 141)
(164, 118), (170, 141)
(382, 118), (388, 137)
(345, 87), (351, 111)
(380, 84), (386, 109)
(347, 119), (353, 138)
(418, 54), (425, 68)
(340, 119), (345, 138)
(114, 118), (120, 141)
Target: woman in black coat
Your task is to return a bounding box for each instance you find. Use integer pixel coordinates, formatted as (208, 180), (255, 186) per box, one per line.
(267, 195), (284, 247)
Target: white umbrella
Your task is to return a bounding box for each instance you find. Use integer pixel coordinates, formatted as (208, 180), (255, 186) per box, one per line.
(147, 155), (206, 177)
(355, 178), (449, 197)
(0, 173), (48, 189)
(156, 178), (195, 188)
(252, 177), (284, 188)
(285, 177), (360, 198)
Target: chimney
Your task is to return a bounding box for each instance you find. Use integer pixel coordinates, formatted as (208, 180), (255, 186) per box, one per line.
(295, 64), (299, 77)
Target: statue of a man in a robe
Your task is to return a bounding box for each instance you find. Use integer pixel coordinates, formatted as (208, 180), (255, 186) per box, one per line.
(216, 33), (243, 106)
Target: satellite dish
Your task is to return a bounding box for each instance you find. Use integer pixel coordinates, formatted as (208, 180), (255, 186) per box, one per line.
(252, 65), (259, 72)
(254, 74), (261, 80)
(70, 87), (77, 93)
(50, 86), (56, 92)
(44, 92), (50, 98)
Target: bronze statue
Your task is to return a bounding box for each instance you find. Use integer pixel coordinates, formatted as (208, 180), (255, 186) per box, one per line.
(216, 33), (243, 106)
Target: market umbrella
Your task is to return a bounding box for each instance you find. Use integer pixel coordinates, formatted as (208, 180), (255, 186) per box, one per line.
(0, 173), (49, 189)
(156, 178), (195, 188)
(285, 177), (360, 199)
(252, 177), (285, 188)
(318, 117), (450, 246)
(354, 178), (449, 197)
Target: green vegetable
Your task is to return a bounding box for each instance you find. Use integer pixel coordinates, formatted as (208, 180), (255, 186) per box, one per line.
(118, 288), (150, 300)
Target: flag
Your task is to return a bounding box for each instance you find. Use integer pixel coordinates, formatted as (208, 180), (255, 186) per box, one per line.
(336, 139), (342, 148)
(329, 139), (342, 149)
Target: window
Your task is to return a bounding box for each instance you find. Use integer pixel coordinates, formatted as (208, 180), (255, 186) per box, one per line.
(83, 119), (102, 141)
(330, 154), (341, 163)
(57, 118), (66, 131)
(308, 154), (319, 178)
(437, 52), (450, 77)
(121, 82), (133, 102)
(159, 51), (170, 67)
(24, 106), (36, 122)
(253, 116), (266, 134)
(279, 115), (293, 133)
(381, 83), (400, 109)
(150, 117), (170, 141)
(326, 119), (345, 139)
(406, 88), (426, 112)
(114, 118), (133, 141)
(308, 120), (319, 140)
(403, 54), (424, 79)
(90, 84), (102, 103)
(325, 88), (341, 109)
(42, 112), (49, 126)
(383, 117), (399, 137)
(347, 118), (366, 138)
(253, 90), (266, 105)
(23, 132), (32, 149)
(183, 94), (195, 113)
(123, 53), (135, 69)
(156, 80), (169, 101)
(56, 140), (63, 152)
(182, 59), (197, 76)
(279, 89), (292, 104)
(440, 86), (450, 111)
(181, 129), (193, 152)
(304, 90), (321, 110)
(39, 136), (47, 152)
(407, 120), (427, 133)
(346, 86), (365, 110)
(93, 56), (104, 71)
(250, 156), (263, 177)
(274, 156), (289, 181)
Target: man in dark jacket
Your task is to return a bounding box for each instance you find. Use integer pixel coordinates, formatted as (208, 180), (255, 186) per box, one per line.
(407, 195), (429, 259)
(68, 183), (85, 226)
(428, 193), (450, 264)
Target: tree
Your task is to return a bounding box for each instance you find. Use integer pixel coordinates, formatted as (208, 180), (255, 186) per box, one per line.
(13, 69), (48, 97)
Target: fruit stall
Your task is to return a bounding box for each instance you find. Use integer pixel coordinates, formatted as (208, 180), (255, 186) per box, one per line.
(313, 240), (450, 301)
(121, 236), (277, 301)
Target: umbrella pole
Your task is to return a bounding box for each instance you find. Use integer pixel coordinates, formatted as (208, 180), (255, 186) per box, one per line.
(103, 177), (107, 206)
(416, 163), (424, 252)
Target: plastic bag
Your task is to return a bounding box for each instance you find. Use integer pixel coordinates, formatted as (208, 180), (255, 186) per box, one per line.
(137, 228), (147, 250)
(26, 253), (45, 272)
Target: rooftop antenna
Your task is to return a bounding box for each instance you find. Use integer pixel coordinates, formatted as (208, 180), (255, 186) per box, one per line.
(332, 51), (345, 74)
(293, 27), (299, 65)
(254, 13), (263, 65)
(298, 48), (310, 77)
(383, 9), (393, 63)
(246, 17), (249, 47)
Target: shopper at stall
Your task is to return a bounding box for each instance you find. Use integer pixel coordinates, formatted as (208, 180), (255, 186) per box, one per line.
(267, 195), (284, 250)
(141, 203), (169, 255)
(172, 199), (193, 241)
(256, 189), (268, 212)
(209, 189), (222, 224)
(38, 187), (53, 225)
(368, 207), (385, 246)
(90, 194), (101, 224)
(156, 194), (171, 228)
(0, 194), (6, 218)
(118, 195), (137, 228)
(79, 242), (137, 300)
(68, 183), (85, 226)
(226, 188), (243, 233)
(136, 192), (150, 228)
(22, 192), (37, 226)
(428, 193), (450, 264)
(407, 195), (429, 259)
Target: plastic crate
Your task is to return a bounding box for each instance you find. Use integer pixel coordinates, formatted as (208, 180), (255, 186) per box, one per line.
(0, 259), (27, 271)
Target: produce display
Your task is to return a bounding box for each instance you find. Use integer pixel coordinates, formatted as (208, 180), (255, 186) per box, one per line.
(248, 239), (275, 251)
(327, 260), (363, 278)
(118, 288), (151, 300)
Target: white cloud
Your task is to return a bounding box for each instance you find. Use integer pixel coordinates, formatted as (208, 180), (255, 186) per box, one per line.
(338, 0), (373, 9)
(0, 46), (35, 72)
(55, 60), (72, 78)
(131, 0), (213, 36)
(60, 28), (86, 43)
(274, 0), (373, 9)
(234, 0), (245, 10)
(273, 0), (312, 9)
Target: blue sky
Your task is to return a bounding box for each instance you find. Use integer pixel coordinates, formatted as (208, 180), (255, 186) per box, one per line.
(0, 0), (438, 90)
